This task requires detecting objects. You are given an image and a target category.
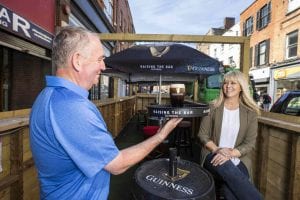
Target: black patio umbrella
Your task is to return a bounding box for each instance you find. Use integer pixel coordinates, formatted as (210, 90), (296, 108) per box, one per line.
(104, 44), (222, 76)
(104, 44), (223, 103)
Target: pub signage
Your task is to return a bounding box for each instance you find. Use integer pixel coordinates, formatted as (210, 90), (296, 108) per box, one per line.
(0, 4), (53, 49)
(139, 64), (174, 71)
(145, 174), (194, 195)
(147, 104), (210, 118)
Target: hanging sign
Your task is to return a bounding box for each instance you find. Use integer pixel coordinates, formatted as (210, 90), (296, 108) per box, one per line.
(0, 4), (53, 49)
(274, 66), (300, 80)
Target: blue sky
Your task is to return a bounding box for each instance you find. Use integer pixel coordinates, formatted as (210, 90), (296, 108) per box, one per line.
(127, 0), (254, 35)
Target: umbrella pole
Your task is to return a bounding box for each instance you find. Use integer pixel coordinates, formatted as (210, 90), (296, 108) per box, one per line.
(159, 74), (162, 105)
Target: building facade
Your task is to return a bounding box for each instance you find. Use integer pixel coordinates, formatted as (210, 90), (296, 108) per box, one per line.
(206, 23), (241, 69)
(196, 17), (235, 55)
(0, 0), (135, 111)
(240, 0), (300, 102)
(0, 0), (55, 111)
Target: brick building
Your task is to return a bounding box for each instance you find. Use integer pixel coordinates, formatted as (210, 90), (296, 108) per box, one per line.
(0, 0), (135, 111)
(240, 0), (300, 102)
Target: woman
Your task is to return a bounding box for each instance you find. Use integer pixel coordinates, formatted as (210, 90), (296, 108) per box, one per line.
(198, 70), (262, 200)
(262, 93), (271, 111)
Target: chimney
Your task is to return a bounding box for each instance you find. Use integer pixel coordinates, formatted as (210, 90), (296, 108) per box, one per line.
(224, 17), (235, 29)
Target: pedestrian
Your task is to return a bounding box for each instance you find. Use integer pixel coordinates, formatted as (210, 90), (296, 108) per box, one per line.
(198, 70), (262, 200)
(262, 93), (271, 111)
(29, 26), (182, 200)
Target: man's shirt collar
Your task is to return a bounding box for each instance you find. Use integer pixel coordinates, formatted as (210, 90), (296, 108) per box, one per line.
(46, 76), (89, 99)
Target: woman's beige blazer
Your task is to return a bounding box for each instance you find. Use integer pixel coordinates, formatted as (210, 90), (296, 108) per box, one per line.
(198, 103), (258, 176)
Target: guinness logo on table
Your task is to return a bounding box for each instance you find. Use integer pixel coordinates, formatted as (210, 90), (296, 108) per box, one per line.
(145, 174), (194, 195)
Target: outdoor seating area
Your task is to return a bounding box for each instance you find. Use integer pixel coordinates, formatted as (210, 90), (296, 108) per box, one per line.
(109, 114), (201, 200)
(0, 95), (299, 199)
(1, 1), (300, 199)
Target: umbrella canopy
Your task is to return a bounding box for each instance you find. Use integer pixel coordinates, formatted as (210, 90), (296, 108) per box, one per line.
(104, 44), (223, 77)
(104, 44), (223, 104)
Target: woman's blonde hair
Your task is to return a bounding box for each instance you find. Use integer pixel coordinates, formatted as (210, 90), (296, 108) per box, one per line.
(213, 70), (260, 114)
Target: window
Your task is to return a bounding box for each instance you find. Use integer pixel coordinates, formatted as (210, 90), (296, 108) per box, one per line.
(259, 41), (266, 65)
(250, 47), (253, 68)
(288, 0), (300, 13)
(0, 46), (51, 111)
(254, 39), (270, 66)
(283, 95), (300, 116)
(243, 16), (253, 36)
(286, 30), (298, 59)
(69, 14), (86, 28)
(119, 12), (123, 28)
(256, 2), (271, 30)
(103, 0), (113, 24)
(228, 56), (237, 68)
(207, 74), (223, 89)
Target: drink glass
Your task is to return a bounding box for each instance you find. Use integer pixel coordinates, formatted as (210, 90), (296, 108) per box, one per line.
(169, 84), (185, 107)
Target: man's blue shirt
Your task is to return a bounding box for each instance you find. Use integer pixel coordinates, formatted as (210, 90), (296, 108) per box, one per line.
(30, 76), (119, 199)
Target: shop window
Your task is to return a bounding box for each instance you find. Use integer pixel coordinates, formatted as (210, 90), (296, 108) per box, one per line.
(256, 2), (271, 30)
(254, 39), (270, 66)
(0, 48), (10, 111)
(243, 16), (253, 36)
(100, 75), (109, 99)
(0, 47), (51, 111)
(286, 30), (298, 59)
(287, 0), (300, 13)
(89, 75), (110, 100)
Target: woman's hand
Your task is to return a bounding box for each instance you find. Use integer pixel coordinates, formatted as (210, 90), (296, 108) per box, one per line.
(211, 148), (233, 166)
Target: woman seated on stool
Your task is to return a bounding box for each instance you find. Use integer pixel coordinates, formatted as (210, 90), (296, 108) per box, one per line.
(198, 70), (263, 200)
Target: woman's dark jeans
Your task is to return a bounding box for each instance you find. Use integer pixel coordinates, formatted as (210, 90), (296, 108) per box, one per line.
(204, 153), (263, 200)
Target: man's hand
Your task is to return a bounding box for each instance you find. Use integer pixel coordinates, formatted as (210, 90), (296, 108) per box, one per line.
(157, 118), (183, 142)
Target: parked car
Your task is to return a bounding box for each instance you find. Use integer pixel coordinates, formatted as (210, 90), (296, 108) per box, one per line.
(270, 90), (300, 116)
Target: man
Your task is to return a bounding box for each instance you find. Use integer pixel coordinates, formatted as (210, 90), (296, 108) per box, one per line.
(29, 26), (182, 200)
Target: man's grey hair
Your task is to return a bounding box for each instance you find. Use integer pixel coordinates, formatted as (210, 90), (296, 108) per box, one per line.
(52, 26), (94, 69)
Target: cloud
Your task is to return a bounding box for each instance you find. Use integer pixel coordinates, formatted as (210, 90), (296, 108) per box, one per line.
(128, 0), (253, 34)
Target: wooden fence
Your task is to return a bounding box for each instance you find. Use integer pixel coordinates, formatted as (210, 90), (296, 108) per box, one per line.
(253, 112), (300, 200)
(0, 97), (135, 200)
(0, 95), (299, 199)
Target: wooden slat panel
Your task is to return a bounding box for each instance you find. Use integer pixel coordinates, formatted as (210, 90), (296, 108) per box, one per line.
(0, 175), (18, 191)
(256, 124), (270, 196)
(289, 134), (300, 200)
(268, 135), (290, 168)
(23, 167), (39, 200)
(0, 136), (11, 179)
(265, 180), (287, 200)
(10, 130), (23, 200)
(0, 187), (10, 200)
(266, 164), (289, 193)
(269, 127), (290, 142)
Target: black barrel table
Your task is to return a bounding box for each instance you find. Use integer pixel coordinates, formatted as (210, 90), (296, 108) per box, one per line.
(134, 149), (215, 200)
